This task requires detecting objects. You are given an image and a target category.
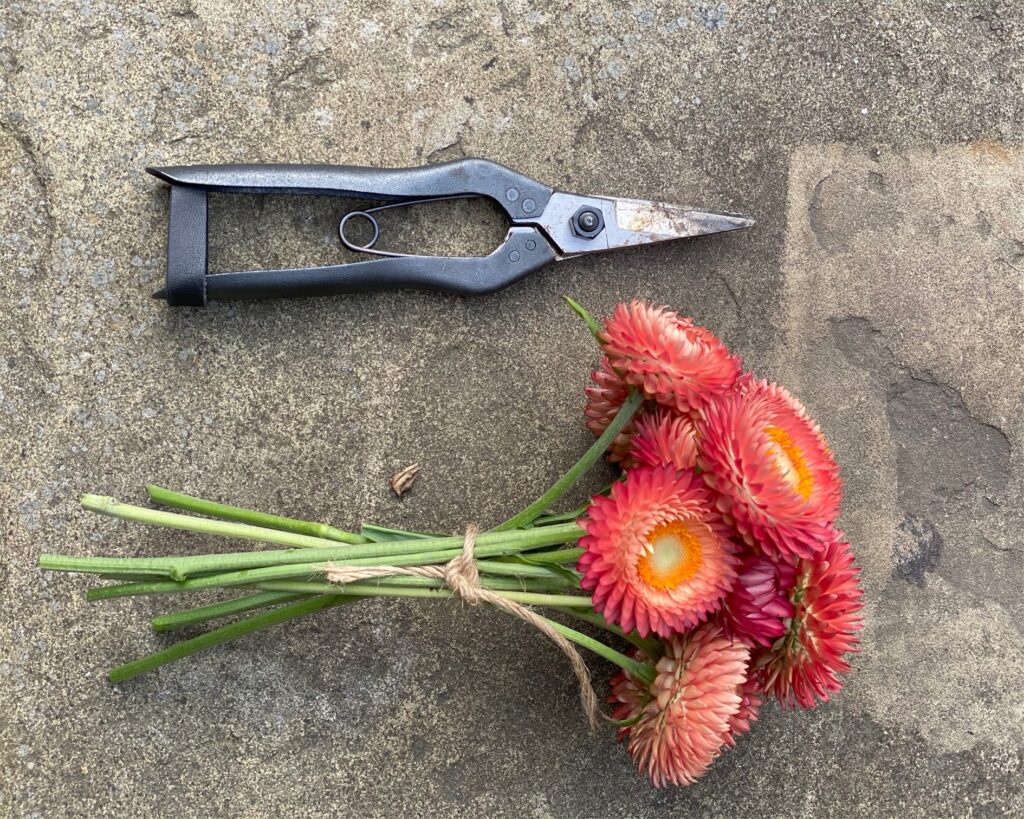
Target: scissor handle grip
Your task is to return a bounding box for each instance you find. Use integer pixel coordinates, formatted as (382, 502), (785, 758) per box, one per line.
(147, 158), (553, 221)
(198, 227), (556, 302)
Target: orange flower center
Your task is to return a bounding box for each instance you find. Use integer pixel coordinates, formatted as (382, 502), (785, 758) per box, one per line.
(638, 520), (704, 590)
(765, 425), (814, 501)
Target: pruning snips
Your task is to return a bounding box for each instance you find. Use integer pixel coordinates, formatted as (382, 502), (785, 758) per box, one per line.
(148, 158), (754, 307)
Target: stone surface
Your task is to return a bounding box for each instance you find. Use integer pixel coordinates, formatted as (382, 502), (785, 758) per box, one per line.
(777, 144), (1024, 761)
(1, 2), (1022, 816)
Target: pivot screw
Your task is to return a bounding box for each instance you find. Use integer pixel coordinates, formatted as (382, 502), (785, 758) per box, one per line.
(571, 206), (605, 239)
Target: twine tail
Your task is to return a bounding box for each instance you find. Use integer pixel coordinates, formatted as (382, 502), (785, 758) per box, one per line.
(324, 524), (603, 728)
(446, 526), (602, 729)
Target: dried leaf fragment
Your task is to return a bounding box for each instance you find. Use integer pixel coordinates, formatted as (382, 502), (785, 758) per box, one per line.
(390, 464), (420, 497)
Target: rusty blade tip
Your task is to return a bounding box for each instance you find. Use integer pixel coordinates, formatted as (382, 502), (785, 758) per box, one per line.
(706, 212), (755, 232)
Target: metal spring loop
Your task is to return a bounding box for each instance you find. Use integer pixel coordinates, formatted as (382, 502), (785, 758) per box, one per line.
(338, 194), (478, 259)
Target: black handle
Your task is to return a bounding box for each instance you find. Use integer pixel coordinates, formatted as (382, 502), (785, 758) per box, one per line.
(200, 227), (556, 301)
(147, 158), (553, 221)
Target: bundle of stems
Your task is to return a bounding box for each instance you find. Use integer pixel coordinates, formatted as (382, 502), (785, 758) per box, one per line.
(39, 390), (658, 688)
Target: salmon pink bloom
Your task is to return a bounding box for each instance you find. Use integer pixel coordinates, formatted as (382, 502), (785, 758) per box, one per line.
(608, 648), (654, 740)
(697, 379), (841, 559)
(722, 554), (797, 647)
(630, 408), (699, 471)
(601, 301), (741, 415)
(732, 369), (756, 394)
(724, 670), (764, 747)
(578, 466), (738, 637)
(611, 623), (749, 787)
(584, 356), (640, 464)
(761, 534), (864, 708)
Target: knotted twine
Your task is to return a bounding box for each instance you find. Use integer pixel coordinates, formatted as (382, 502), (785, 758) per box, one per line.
(324, 525), (601, 728)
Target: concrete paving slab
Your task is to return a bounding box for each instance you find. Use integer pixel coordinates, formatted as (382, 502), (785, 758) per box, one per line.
(1, 2), (1022, 816)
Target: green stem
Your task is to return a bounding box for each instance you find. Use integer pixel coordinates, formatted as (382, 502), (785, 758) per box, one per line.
(473, 559), (571, 579)
(41, 505), (583, 580)
(532, 484), (613, 527)
(147, 485), (365, 543)
(531, 613), (655, 683)
(108, 595), (353, 683)
(322, 545), (579, 571)
(81, 494), (368, 552)
(359, 523), (440, 542)
(88, 562), (338, 600)
(85, 546), (580, 601)
(510, 547), (584, 565)
(532, 508), (586, 527)
(494, 390), (642, 531)
(89, 567), (571, 601)
(323, 575), (571, 593)
(98, 572), (182, 581)
(256, 580), (596, 608)
(563, 295), (603, 342)
(556, 607), (663, 657)
(151, 592), (311, 632)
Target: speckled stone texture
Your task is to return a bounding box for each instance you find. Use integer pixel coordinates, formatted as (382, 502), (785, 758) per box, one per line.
(2, 2), (1022, 816)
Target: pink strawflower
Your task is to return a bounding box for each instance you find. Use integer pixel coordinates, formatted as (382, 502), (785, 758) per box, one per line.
(611, 623), (749, 787)
(732, 370), (756, 394)
(722, 554), (797, 647)
(578, 466), (738, 638)
(761, 534), (864, 708)
(630, 408), (699, 471)
(609, 651), (652, 741)
(697, 379), (841, 560)
(601, 301), (742, 415)
(724, 671), (764, 747)
(584, 356), (639, 464)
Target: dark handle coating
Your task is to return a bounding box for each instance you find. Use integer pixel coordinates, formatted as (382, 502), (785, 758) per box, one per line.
(147, 158), (553, 221)
(201, 227), (556, 301)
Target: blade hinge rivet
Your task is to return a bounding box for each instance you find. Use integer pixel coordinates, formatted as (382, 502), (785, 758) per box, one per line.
(572, 207), (605, 239)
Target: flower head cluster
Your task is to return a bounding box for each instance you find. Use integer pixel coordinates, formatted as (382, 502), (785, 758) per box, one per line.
(601, 301), (742, 416)
(698, 379), (841, 559)
(609, 624), (749, 787)
(578, 466), (738, 638)
(579, 300), (863, 787)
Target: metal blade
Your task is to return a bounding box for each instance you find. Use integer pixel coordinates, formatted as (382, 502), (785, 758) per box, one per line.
(612, 198), (754, 243)
(534, 192), (754, 258)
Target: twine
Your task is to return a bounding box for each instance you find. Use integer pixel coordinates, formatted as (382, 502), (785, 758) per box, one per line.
(324, 525), (601, 728)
